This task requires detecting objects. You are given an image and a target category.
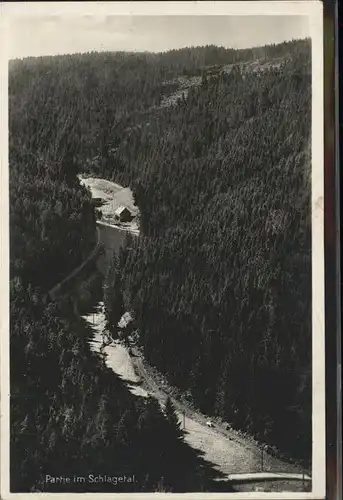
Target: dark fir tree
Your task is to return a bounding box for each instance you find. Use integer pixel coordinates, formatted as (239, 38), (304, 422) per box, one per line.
(164, 397), (183, 441)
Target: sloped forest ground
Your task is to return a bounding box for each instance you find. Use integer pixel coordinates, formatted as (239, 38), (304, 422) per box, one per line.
(114, 44), (312, 470)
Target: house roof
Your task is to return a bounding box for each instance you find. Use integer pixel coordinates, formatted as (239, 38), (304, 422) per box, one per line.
(115, 205), (131, 215)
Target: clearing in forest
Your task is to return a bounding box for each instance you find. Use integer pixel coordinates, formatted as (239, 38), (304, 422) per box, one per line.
(79, 175), (139, 233)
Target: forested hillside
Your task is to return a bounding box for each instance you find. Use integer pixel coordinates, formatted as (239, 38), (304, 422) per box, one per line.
(9, 37), (312, 492)
(10, 282), (209, 492)
(9, 74), (97, 290)
(120, 55), (312, 462)
(9, 39), (309, 183)
(9, 46), (219, 492)
(108, 40), (311, 463)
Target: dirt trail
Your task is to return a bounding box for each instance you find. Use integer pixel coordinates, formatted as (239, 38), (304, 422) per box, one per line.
(130, 349), (306, 478)
(82, 303), (309, 491)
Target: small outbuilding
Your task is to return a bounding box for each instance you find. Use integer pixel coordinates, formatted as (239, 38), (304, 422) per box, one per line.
(115, 205), (133, 223)
(91, 197), (103, 207)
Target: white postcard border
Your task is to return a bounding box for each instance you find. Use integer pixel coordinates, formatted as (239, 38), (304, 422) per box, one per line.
(0, 2), (325, 499)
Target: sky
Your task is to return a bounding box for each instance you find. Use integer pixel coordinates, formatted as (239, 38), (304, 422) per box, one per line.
(7, 14), (310, 59)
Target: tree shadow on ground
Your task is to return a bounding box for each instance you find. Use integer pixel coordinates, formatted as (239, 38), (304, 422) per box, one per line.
(164, 435), (236, 492)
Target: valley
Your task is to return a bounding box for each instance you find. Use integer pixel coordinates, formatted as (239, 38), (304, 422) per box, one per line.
(9, 36), (313, 493)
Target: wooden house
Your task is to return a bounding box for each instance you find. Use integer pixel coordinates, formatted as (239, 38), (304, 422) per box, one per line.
(115, 205), (133, 222)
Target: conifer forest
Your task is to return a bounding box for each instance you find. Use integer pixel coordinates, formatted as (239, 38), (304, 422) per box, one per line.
(9, 38), (312, 492)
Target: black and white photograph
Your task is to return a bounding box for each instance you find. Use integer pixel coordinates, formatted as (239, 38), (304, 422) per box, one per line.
(0, 1), (325, 498)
